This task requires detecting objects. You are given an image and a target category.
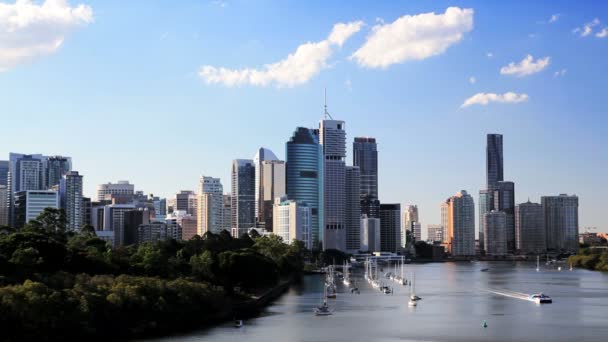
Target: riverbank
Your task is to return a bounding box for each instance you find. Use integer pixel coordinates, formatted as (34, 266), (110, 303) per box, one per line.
(568, 247), (608, 272)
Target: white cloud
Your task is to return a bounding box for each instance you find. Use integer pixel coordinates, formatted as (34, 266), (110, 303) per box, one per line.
(549, 14), (560, 23)
(500, 55), (550, 77)
(199, 21), (363, 87)
(554, 69), (567, 77)
(574, 18), (600, 37)
(469, 76), (476, 84)
(487, 52), (493, 58)
(596, 27), (608, 38)
(461, 92), (529, 108)
(0, 0), (93, 72)
(350, 7), (474, 68)
(211, 1), (227, 8)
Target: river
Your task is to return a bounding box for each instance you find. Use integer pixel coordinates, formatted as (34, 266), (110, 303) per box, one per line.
(154, 261), (608, 342)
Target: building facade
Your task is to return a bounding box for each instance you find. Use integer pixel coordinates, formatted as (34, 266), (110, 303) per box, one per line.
(360, 215), (381, 253)
(427, 224), (444, 243)
(515, 201), (546, 254)
(486, 134), (503, 188)
(197, 176), (224, 235)
(286, 127), (323, 249)
(231, 159), (255, 237)
(379, 203), (401, 253)
(14, 190), (59, 228)
(273, 196), (311, 249)
(493, 181), (515, 253)
(353, 137), (379, 218)
(345, 166), (361, 253)
(483, 210), (507, 256)
(446, 190), (475, 256)
(320, 119), (346, 251)
(46, 156), (72, 189)
(542, 194), (579, 253)
(259, 159), (286, 231)
(96, 181), (134, 201)
(59, 171), (83, 231)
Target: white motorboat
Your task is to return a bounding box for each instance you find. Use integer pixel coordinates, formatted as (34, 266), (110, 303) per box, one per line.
(529, 293), (552, 304)
(234, 320), (243, 328)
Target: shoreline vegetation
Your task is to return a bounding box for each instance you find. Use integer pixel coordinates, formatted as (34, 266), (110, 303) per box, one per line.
(568, 247), (608, 272)
(0, 208), (308, 341)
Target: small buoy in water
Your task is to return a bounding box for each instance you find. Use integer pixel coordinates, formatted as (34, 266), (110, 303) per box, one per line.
(483, 321), (488, 328)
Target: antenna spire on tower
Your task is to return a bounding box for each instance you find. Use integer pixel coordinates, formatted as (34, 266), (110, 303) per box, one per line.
(323, 88), (333, 119)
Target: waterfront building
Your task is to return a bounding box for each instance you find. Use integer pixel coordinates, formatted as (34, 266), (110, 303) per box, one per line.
(45, 156), (72, 189)
(478, 189), (491, 253)
(542, 194), (579, 253)
(254, 148), (281, 227)
(14, 190), (59, 228)
(345, 166), (361, 252)
(286, 127), (323, 249)
(197, 176), (224, 235)
(320, 118), (346, 251)
(403, 205), (420, 246)
(427, 224), (444, 243)
(483, 210), (507, 256)
(273, 196), (311, 249)
(360, 215), (381, 253)
(492, 181), (515, 253)
(515, 201), (546, 254)
(231, 159), (255, 237)
(353, 137), (379, 218)
(379, 203), (401, 253)
(59, 171), (83, 231)
(258, 159), (285, 231)
(441, 202), (449, 243)
(445, 190), (475, 256)
(96, 181), (134, 201)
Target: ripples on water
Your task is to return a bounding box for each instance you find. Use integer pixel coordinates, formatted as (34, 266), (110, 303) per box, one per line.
(153, 262), (608, 342)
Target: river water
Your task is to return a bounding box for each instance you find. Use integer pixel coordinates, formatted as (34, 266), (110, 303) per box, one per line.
(156, 262), (608, 342)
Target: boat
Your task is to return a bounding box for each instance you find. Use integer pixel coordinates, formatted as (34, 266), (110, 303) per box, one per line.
(410, 272), (421, 300)
(234, 320), (243, 328)
(343, 261), (351, 286)
(536, 255), (540, 272)
(569, 261), (573, 271)
(315, 286), (333, 316)
(480, 268), (490, 272)
(381, 285), (392, 294)
(529, 293), (552, 304)
(557, 266), (562, 271)
(408, 278), (417, 306)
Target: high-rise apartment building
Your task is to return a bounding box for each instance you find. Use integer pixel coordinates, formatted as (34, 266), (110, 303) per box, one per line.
(345, 166), (361, 252)
(441, 202), (449, 243)
(446, 190), (475, 256)
(254, 148), (279, 224)
(320, 119), (346, 251)
(515, 201), (546, 254)
(7, 153), (46, 227)
(96, 181), (135, 201)
(173, 190), (196, 215)
(353, 137), (379, 218)
(379, 203), (401, 253)
(258, 159), (285, 231)
(483, 210), (507, 256)
(0, 185), (8, 226)
(231, 159), (255, 237)
(46, 156), (72, 189)
(273, 196), (311, 249)
(403, 204), (420, 246)
(14, 190), (59, 228)
(222, 194), (232, 231)
(542, 194), (579, 253)
(0, 160), (8, 186)
(286, 127), (323, 249)
(59, 171), (83, 231)
(493, 181), (515, 253)
(197, 176), (224, 235)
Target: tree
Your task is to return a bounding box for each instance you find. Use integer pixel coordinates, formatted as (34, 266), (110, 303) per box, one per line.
(23, 208), (68, 235)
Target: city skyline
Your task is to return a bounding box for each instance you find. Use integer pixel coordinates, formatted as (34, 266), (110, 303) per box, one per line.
(1, 1), (607, 235)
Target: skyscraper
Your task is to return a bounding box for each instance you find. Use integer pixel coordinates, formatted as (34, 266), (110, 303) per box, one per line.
(427, 224), (444, 243)
(360, 215), (381, 253)
(353, 137), (379, 218)
(542, 194), (579, 253)
(7, 153), (46, 227)
(446, 190), (475, 257)
(492, 181), (515, 252)
(515, 201), (546, 254)
(286, 127), (323, 249)
(174, 190), (196, 215)
(320, 118), (346, 251)
(486, 134), (503, 188)
(14, 190), (59, 228)
(253, 147), (279, 225)
(0, 160), (8, 186)
(46, 156), (72, 189)
(345, 166), (361, 252)
(197, 176), (224, 235)
(478, 189), (491, 253)
(59, 171), (83, 231)
(483, 210), (507, 256)
(259, 159), (286, 231)
(403, 205), (420, 244)
(0, 185), (8, 226)
(379, 204), (401, 253)
(231, 159), (255, 237)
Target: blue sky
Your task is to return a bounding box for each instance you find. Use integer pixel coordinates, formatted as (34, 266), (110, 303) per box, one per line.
(1, 0), (607, 235)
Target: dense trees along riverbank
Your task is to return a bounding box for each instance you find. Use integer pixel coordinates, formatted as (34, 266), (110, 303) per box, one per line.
(0, 208), (307, 341)
(568, 247), (608, 272)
